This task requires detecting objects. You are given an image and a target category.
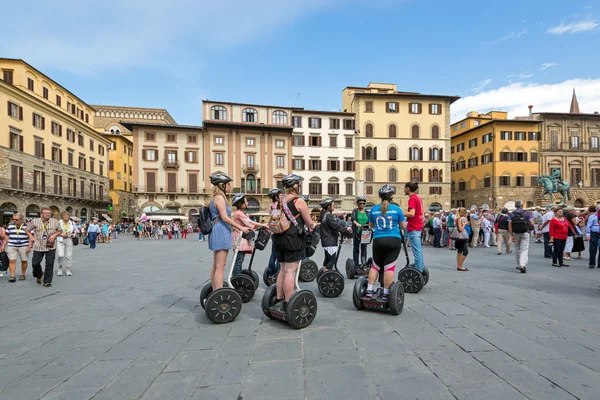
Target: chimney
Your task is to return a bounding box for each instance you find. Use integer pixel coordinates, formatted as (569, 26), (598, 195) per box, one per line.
(528, 105), (533, 117)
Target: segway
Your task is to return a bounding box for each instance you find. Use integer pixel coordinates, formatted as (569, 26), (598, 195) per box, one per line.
(315, 233), (346, 298)
(397, 231), (426, 293)
(298, 258), (318, 282)
(352, 259), (404, 315)
(199, 231), (255, 323)
(345, 227), (373, 279)
(261, 260), (318, 329)
(263, 264), (279, 287)
(239, 227), (270, 290)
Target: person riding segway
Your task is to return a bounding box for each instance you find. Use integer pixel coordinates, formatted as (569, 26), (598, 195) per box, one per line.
(352, 185), (405, 314)
(261, 174), (319, 329)
(346, 196), (372, 279)
(263, 188), (282, 286)
(315, 197), (351, 298)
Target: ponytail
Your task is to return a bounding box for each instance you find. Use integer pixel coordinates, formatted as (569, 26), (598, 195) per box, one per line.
(381, 199), (389, 216)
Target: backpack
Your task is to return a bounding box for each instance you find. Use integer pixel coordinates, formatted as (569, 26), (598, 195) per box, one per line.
(254, 228), (271, 251)
(305, 230), (320, 257)
(268, 197), (298, 235)
(511, 211), (528, 233)
(198, 205), (219, 235)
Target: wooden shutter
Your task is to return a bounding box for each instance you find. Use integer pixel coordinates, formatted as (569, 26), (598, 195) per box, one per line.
(59, 125), (62, 137)
(33, 171), (37, 190)
(41, 117), (45, 130)
(318, 160), (322, 170)
(362, 147), (366, 160)
(439, 149), (443, 161)
(428, 169), (432, 182)
(418, 103), (422, 114)
(301, 159), (305, 170)
(419, 169), (423, 181)
(189, 174), (197, 193)
(59, 149), (63, 163)
(147, 172), (156, 192)
(419, 148), (423, 160)
(336, 160), (340, 171)
(352, 161), (355, 171)
(374, 147), (377, 160)
(32, 113), (35, 125)
(19, 135), (23, 151)
(429, 148), (432, 161)
(54, 174), (58, 193)
(428, 104), (432, 114)
(11, 165), (17, 187)
(41, 143), (45, 158)
(19, 106), (23, 120)
(440, 170), (443, 182)
(318, 136), (322, 147)
(41, 172), (46, 192)
(6, 101), (10, 116)
(142, 149), (147, 161)
(327, 160), (331, 171)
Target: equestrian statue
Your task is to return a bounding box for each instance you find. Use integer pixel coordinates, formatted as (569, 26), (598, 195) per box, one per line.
(537, 169), (571, 203)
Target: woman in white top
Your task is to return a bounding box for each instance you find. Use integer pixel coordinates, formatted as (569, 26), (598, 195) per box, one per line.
(57, 211), (79, 276)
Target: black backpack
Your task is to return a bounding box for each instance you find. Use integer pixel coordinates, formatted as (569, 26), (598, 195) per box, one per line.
(198, 206), (216, 235)
(254, 228), (271, 251)
(305, 230), (320, 258)
(511, 211), (528, 233)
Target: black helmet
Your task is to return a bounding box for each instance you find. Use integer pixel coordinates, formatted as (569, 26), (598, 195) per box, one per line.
(378, 184), (395, 200)
(232, 193), (246, 207)
(267, 188), (281, 202)
(209, 173), (233, 186)
(319, 197), (335, 210)
(282, 174), (303, 188)
(356, 196), (366, 204)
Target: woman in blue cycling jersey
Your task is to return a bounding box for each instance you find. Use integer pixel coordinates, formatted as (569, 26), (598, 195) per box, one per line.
(366, 185), (406, 301)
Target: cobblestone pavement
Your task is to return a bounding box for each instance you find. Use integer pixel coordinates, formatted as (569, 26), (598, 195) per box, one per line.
(1, 235), (600, 400)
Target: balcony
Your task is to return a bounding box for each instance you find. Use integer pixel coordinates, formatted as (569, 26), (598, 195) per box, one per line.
(135, 185), (206, 194)
(242, 164), (259, 174)
(541, 142), (600, 152)
(0, 178), (110, 203)
(162, 160), (181, 169)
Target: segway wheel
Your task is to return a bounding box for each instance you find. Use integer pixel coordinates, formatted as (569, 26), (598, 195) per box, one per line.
(422, 267), (429, 286)
(231, 274), (257, 303)
(263, 267), (278, 287)
(299, 259), (318, 282)
(286, 290), (317, 329)
(317, 270), (345, 298)
(261, 285), (278, 319)
(388, 281), (405, 315)
(353, 277), (367, 310)
(242, 269), (260, 287)
(397, 267), (424, 294)
(345, 259), (356, 280)
(200, 281), (228, 309)
(205, 288), (242, 324)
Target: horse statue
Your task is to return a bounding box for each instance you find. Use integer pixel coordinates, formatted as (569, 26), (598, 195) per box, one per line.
(537, 176), (571, 203)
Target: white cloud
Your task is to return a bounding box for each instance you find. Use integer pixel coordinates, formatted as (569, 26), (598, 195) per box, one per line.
(547, 19), (598, 35)
(483, 29), (526, 44)
(471, 79), (492, 93)
(0, 0), (344, 74)
(452, 78), (600, 123)
(507, 72), (533, 82)
(540, 62), (558, 70)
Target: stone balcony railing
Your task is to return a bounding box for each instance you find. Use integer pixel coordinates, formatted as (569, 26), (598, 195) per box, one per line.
(0, 178), (110, 203)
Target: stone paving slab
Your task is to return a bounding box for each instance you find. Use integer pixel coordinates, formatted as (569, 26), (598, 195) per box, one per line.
(0, 235), (599, 399)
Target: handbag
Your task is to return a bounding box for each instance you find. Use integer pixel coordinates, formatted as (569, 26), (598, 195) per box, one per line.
(450, 221), (469, 240)
(72, 236), (79, 246)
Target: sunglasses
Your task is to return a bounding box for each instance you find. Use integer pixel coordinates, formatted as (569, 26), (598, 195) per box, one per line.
(358, 202), (365, 205)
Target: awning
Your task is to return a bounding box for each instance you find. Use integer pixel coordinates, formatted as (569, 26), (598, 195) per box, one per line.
(102, 214), (113, 222)
(147, 215), (188, 221)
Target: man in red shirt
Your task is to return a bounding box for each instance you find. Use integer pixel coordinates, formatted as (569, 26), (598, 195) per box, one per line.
(404, 182), (424, 272)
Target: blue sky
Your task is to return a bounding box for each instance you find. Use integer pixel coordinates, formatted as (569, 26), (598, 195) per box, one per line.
(3, 0), (600, 124)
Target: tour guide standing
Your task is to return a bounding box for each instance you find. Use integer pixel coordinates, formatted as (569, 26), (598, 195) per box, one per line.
(86, 219), (100, 249)
(24, 207), (62, 287)
(585, 204), (600, 269)
(350, 196), (369, 265)
(0, 213), (34, 282)
(508, 200), (534, 273)
(404, 182), (424, 272)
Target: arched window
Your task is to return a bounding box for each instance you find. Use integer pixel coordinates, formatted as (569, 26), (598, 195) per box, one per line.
(365, 123), (373, 138)
(431, 125), (439, 139)
(273, 110), (287, 124)
(364, 146), (376, 160)
(211, 106), (227, 120)
(409, 147), (421, 161)
(109, 126), (121, 135)
(388, 124), (397, 138)
(411, 125), (420, 139)
(430, 148), (440, 161)
(243, 108), (258, 122)
(451, 181), (456, 192)
(365, 168), (374, 182)
(430, 169), (441, 183)
(410, 168), (421, 182)
(388, 147), (397, 161)
(388, 168), (397, 182)
(246, 174), (256, 193)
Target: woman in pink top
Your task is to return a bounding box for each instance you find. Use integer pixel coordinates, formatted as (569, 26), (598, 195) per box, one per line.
(231, 193), (268, 276)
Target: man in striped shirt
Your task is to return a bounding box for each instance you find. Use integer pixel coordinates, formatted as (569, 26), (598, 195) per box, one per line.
(24, 207), (62, 287)
(0, 213), (34, 282)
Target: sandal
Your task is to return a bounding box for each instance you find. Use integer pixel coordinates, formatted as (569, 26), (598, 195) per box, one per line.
(37, 278), (42, 284)
(8, 276), (16, 282)
(19, 275), (25, 281)
(43, 283), (52, 288)
(457, 268), (469, 271)
(519, 267), (527, 273)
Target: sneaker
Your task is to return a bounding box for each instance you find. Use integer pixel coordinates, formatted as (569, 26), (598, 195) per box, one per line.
(485, 245), (490, 248)
(366, 290), (377, 299)
(589, 265), (596, 269)
(57, 269), (63, 276)
(380, 294), (389, 302)
(0, 272), (3, 277)
(271, 300), (285, 313)
(66, 270), (72, 276)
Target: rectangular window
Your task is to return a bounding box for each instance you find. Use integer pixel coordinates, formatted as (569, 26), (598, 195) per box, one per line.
(186, 151), (197, 162)
(570, 136), (580, 149)
(345, 136), (353, 148)
(483, 177), (491, 187)
(78, 134), (84, 146)
(67, 151), (74, 166)
(474, 120), (480, 126)
(32, 113), (45, 129)
(500, 131), (512, 140)
(214, 136), (223, 145)
(10, 131), (23, 151)
(189, 173), (198, 193)
(292, 116), (302, 128)
(51, 146), (62, 163)
(456, 143), (465, 152)
(469, 138), (477, 148)
(309, 136), (321, 147)
(33, 171), (46, 192)
(365, 101), (373, 112)
(429, 103), (441, 115)
(516, 176), (525, 187)
(145, 132), (155, 141)
(78, 155), (86, 170)
(468, 157), (478, 168)
(146, 149), (157, 161)
(409, 103), (421, 114)
(343, 119), (355, 130)
(99, 162), (104, 176)
(42, 87), (49, 99)
(53, 174), (63, 195)
(515, 152), (527, 162)
(328, 183), (339, 195)
(187, 135), (197, 144)
(50, 122), (61, 136)
(528, 131), (538, 141)
(328, 160), (340, 171)
(71, 104), (76, 115)
(2, 70), (13, 84)
(7, 101), (22, 120)
(166, 134), (176, 142)
(89, 139), (94, 151)
(329, 136), (337, 147)
(34, 140), (45, 158)
(329, 118), (340, 129)
(166, 150), (177, 163)
(481, 153), (493, 164)
(346, 183), (353, 196)
(366, 186), (373, 195)
(429, 187), (442, 195)
(11, 165), (23, 189)
(482, 133), (492, 143)
(344, 160), (354, 171)
(386, 102), (398, 113)
(276, 140), (284, 148)
(215, 153), (224, 165)
(309, 117), (322, 128)
(590, 136), (599, 150)
(246, 138), (255, 146)
(530, 152), (538, 162)
(293, 159), (304, 170)
(293, 135), (305, 146)
(276, 156), (284, 168)
(500, 152), (511, 161)
(27, 78), (34, 91)
(310, 159), (322, 170)
(591, 169), (600, 187)
(500, 176), (511, 186)
(450, 146), (455, 154)
(309, 183), (322, 195)
(571, 168), (582, 186)
(56, 95), (61, 107)
(458, 181), (466, 191)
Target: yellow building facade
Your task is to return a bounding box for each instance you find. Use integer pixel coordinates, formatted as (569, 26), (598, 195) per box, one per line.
(342, 83), (458, 211)
(0, 58), (111, 224)
(450, 111), (541, 209)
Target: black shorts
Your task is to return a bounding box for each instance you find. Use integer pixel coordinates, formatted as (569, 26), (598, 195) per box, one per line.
(455, 240), (469, 256)
(372, 237), (402, 271)
(323, 250), (337, 268)
(274, 249), (306, 263)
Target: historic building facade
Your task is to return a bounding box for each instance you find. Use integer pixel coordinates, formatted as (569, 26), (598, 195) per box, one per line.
(92, 105), (176, 221)
(0, 58), (111, 225)
(291, 109), (356, 211)
(450, 111), (542, 209)
(342, 83), (458, 211)
(201, 100), (294, 214)
(123, 121), (205, 222)
(534, 90), (600, 207)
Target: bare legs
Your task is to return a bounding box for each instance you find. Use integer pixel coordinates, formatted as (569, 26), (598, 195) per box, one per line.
(457, 253), (466, 270)
(211, 250), (228, 290)
(276, 261), (299, 301)
(367, 268), (394, 289)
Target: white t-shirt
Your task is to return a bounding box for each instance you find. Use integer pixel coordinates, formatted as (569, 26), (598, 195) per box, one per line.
(541, 211), (554, 233)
